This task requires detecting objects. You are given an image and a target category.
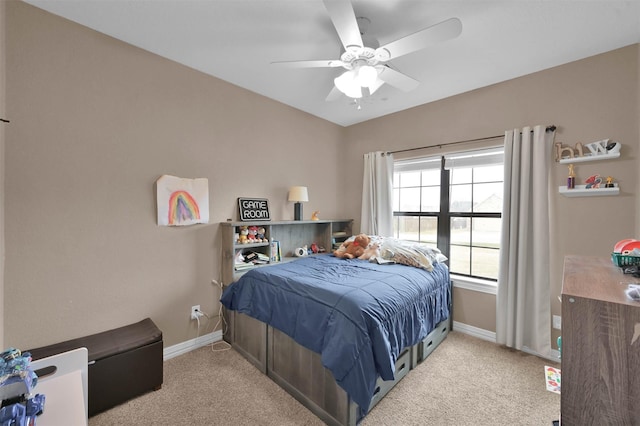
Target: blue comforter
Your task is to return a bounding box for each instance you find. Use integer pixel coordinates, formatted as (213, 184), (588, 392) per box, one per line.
(220, 254), (450, 412)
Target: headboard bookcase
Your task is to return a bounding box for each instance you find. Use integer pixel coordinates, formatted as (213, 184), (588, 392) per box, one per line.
(220, 219), (353, 285)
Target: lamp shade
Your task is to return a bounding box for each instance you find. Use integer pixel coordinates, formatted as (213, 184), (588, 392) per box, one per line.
(334, 71), (362, 99)
(288, 186), (309, 202)
(334, 65), (381, 99)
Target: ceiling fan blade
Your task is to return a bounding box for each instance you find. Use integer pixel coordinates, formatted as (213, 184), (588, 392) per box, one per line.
(325, 86), (343, 102)
(377, 66), (419, 92)
(377, 17), (462, 61)
(271, 59), (345, 68)
(322, 0), (363, 51)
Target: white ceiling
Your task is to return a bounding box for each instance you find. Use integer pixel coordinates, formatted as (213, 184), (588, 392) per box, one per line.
(23, 0), (640, 127)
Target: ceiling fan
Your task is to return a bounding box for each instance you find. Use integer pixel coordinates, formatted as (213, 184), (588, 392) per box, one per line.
(272, 0), (462, 101)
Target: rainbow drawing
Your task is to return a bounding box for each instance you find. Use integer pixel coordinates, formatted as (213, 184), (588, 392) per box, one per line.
(168, 190), (200, 225)
(156, 175), (209, 226)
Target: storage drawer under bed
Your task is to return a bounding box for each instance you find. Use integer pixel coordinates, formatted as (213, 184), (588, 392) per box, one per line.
(369, 348), (411, 410)
(412, 319), (451, 367)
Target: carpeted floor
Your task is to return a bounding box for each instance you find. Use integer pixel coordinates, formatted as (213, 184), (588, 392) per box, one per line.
(89, 331), (560, 425)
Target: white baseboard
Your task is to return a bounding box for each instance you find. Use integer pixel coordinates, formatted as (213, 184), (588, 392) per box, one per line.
(163, 330), (223, 361)
(522, 346), (562, 363)
(453, 321), (561, 363)
(452, 321), (496, 342)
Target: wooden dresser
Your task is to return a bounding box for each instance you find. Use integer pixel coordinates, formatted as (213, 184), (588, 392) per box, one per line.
(561, 255), (640, 424)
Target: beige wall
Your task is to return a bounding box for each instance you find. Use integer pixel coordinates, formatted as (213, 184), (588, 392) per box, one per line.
(342, 44), (639, 346)
(0, 0), (6, 349)
(4, 1), (344, 349)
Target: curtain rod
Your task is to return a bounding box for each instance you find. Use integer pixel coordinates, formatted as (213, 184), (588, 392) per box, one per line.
(387, 125), (556, 155)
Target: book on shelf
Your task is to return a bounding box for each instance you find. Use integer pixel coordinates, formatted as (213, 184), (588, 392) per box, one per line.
(270, 240), (281, 262)
(234, 262), (255, 271)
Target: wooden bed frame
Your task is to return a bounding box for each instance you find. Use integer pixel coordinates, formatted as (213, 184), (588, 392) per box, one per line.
(224, 309), (451, 426)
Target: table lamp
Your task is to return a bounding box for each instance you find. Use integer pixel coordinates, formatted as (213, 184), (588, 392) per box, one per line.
(288, 186), (308, 221)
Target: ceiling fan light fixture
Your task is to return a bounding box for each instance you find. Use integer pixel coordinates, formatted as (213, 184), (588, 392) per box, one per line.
(356, 65), (378, 87)
(335, 64), (379, 99)
(334, 70), (363, 98)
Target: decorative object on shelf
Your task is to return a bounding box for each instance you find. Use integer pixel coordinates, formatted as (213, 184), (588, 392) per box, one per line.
(310, 243), (326, 254)
(288, 186), (309, 221)
(156, 175), (209, 226)
(247, 225), (259, 242)
(555, 139), (622, 163)
(605, 176), (615, 188)
(311, 211), (320, 221)
(585, 139), (620, 156)
(237, 226), (249, 244)
(270, 239), (280, 262)
(555, 142), (584, 161)
(294, 245), (309, 257)
(256, 227), (267, 242)
(238, 198), (270, 221)
(567, 164), (576, 189)
(584, 174), (603, 189)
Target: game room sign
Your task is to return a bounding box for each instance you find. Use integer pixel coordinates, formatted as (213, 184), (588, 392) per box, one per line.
(238, 198), (270, 221)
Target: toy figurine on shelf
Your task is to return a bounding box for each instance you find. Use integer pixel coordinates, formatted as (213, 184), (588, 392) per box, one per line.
(585, 174), (603, 189)
(605, 176), (615, 188)
(311, 211), (319, 221)
(567, 164), (576, 189)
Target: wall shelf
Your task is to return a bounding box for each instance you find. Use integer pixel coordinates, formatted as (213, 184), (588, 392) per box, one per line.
(559, 184), (619, 197)
(558, 152), (620, 164)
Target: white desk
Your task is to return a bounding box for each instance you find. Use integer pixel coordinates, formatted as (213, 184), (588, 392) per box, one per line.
(30, 347), (88, 426)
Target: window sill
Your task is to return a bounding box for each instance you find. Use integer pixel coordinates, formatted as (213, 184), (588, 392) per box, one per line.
(451, 274), (497, 295)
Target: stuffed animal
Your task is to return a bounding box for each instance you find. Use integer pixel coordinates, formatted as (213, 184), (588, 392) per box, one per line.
(247, 226), (258, 242)
(333, 234), (370, 259)
(238, 226), (249, 244)
(358, 243), (380, 260)
(257, 227), (267, 242)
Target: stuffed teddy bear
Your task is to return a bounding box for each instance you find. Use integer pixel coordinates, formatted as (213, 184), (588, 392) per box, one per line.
(238, 226), (249, 244)
(333, 233), (371, 259)
(256, 227), (267, 242)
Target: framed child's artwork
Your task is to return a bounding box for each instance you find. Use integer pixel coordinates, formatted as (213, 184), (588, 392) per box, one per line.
(156, 175), (209, 226)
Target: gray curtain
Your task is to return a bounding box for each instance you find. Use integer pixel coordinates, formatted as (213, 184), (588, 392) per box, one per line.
(360, 151), (394, 237)
(496, 125), (555, 357)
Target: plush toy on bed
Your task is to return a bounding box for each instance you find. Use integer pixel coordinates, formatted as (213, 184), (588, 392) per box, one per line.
(333, 233), (371, 259)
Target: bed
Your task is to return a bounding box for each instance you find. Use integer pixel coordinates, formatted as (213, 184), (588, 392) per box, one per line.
(220, 246), (451, 425)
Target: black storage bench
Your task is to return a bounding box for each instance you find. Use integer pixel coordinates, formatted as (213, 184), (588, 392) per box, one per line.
(28, 318), (163, 416)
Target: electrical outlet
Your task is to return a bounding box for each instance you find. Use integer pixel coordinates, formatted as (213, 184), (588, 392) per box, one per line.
(553, 315), (562, 330)
(191, 305), (201, 320)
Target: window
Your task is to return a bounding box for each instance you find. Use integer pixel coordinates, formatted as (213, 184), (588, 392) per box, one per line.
(393, 148), (503, 281)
